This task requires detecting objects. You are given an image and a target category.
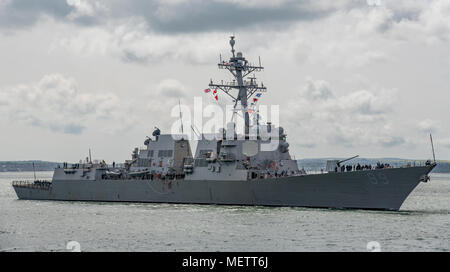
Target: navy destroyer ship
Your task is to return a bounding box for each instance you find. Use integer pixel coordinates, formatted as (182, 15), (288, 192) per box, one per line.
(12, 37), (436, 211)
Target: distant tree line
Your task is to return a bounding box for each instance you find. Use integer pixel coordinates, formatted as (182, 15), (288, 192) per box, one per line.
(0, 161), (60, 172)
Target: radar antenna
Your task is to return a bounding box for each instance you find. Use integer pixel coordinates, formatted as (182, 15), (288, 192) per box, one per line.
(209, 36), (267, 137)
(430, 133), (436, 163)
(178, 99), (184, 139)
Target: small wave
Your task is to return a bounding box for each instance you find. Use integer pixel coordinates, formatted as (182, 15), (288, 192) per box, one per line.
(399, 209), (450, 216)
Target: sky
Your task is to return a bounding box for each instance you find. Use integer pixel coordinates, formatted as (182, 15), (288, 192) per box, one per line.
(0, 0), (449, 162)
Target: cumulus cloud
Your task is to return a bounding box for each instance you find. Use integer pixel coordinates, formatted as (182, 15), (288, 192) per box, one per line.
(65, 0), (108, 25)
(0, 74), (134, 134)
(303, 78), (334, 100)
(23, 0), (448, 69)
(243, 1), (450, 69)
(0, 0), (72, 29)
(157, 79), (187, 98)
(392, 0), (450, 43)
(50, 18), (228, 64)
(47, 4), (390, 68)
(1, 1), (450, 160)
(417, 119), (439, 133)
(3, 1), (450, 47)
(0, 0), (346, 32)
(284, 78), (401, 149)
(342, 90), (393, 116)
(129, 0), (335, 33)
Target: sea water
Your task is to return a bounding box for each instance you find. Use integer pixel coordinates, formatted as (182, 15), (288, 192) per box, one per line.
(0, 171), (449, 251)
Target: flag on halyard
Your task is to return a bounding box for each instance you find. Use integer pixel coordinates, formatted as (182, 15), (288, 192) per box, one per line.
(253, 98), (258, 102)
(205, 88), (218, 101)
(255, 93), (262, 97)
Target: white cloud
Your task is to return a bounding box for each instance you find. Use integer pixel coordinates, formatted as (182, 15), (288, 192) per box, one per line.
(0, 74), (134, 134)
(50, 18), (227, 65)
(418, 119), (439, 133)
(303, 78), (334, 100)
(41, 0), (450, 70)
(1, 0), (450, 160)
(284, 78), (401, 149)
(66, 0), (107, 19)
(157, 79), (187, 98)
(341, 89), (394, 116)
(388, 0), (450, 44)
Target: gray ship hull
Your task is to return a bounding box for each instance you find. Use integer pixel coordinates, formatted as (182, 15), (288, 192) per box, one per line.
(13, 165), (434, 211)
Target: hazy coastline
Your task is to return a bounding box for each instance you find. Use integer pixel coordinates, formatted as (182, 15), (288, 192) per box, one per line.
(2, 159), (450, 173)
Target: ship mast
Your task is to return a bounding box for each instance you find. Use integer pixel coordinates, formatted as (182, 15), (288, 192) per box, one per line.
(209, 36), (266, 137)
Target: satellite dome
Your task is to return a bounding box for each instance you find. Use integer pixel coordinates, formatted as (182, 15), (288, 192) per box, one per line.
(152, 128), (161, 137)
(229, 37), (235, 47)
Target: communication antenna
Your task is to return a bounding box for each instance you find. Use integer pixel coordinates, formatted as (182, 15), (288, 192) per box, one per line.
(178, 100), (184, 138)
(430, 133), (436, 162)
(32, 162), (36, 181)
(190, 125), (200, 138)
(209, 36), (266, 137)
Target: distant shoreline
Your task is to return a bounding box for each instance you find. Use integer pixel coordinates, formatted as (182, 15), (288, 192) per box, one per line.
(0, 161), (61, 172)
(2, 159), (450, 173)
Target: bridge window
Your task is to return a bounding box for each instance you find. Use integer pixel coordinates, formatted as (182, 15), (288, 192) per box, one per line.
(158, 150), (173, 157)
(137, 158), (152, 167)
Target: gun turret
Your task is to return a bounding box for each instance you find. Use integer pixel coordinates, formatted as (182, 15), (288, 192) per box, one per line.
(337, 155), (359, 166)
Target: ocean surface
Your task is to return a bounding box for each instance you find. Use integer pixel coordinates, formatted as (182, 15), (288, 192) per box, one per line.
(0, 171), (449, 252)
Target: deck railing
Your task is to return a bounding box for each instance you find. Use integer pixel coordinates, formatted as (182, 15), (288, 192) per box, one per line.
(12, 180), (52, 190)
